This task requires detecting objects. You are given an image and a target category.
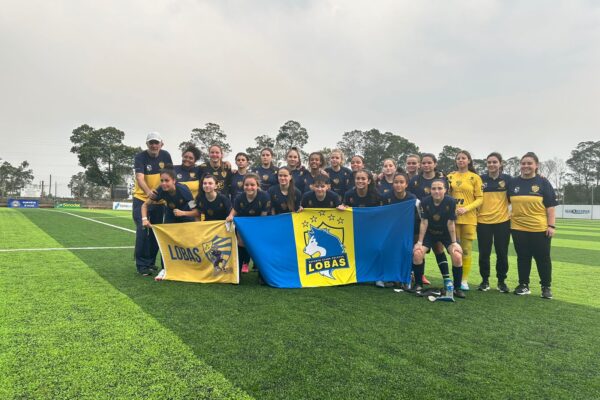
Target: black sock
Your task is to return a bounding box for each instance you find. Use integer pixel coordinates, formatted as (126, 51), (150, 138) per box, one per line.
(413, 263), (425, 286)
(453, 266), (463, 289)
(436, 252), (449, 275)
(238, 247), (249, 267)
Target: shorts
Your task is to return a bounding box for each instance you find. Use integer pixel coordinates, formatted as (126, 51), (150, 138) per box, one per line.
(423, 232), (453, 250)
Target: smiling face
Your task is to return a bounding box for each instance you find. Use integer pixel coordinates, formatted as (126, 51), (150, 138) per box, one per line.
(181, 151), (196, 168)
(520, 156), (537, 177)
(350, 156), (364, 172)
(355, 171), (370, 190)
(244, 177), (259, 195)
(430, 180), (446, 200)
(202, 176), (217, 193)
(286, 150), (300, 168)
(487, 155), (501, 174)
(309, 154), (322, 170)
(160, 172), (176, 191)
(209, 146), (222, 163)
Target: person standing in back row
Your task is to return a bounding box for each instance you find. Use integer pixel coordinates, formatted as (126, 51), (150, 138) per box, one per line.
(132, 132), (173, 276)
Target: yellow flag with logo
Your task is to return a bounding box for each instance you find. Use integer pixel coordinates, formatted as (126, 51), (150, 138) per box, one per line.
(152, 221), (239, 284)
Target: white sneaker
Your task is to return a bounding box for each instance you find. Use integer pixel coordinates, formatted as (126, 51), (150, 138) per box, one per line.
(375, 280), (385, 288)
(154, 269), (166, 281)
(460, 281), (470, 291)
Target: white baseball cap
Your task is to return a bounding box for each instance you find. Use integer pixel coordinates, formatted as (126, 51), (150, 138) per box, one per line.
(146, 132), (163, 143)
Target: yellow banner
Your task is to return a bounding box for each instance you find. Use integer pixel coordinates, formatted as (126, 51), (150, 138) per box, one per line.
(292, 208), (357, 287)
(152, 221), (239, 284)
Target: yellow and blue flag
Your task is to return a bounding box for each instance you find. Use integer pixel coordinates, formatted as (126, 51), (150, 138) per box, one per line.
(152, 221), (239, 284)
(234, 201), (414, 288)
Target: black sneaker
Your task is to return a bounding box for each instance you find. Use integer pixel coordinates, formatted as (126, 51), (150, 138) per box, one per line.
(478, 281), (490, 292)
(412, 285), (423, 296)
(139, 268), (153, 277)
(514, 284), (530, 295)
(149, 265), (159, 272)
(497, 282), (510, 293)
(541, 286), (553, 299)
(453, 289), (466, 299)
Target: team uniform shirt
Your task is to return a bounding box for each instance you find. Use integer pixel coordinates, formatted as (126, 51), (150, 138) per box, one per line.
(343, 188), (382, 208)
(174, 165), (201, 199)
(446, 171), (483, 226)
(301, 190), (341, 209)
(299, 171), (328, 194)
(196, 192), (231, 221)
(478, 173), (511, 224)
(230, 171), (247, 202)
(253, 165), (279, 192)
(408, 174), (447, 200)
(199, 162), (233, 196)
(508, 175), (557, 232)
(268, 185), (302, 214)
(154, 183), (195, 223)
(233, 190), (271, 217)
(133, 150), (173, 201)
(420, 195), (456, 247)
(383, 191), (420, 234)
(325, 166), (352, 198)
(290, 167), (307, 192)
(377, 178), (394, 196)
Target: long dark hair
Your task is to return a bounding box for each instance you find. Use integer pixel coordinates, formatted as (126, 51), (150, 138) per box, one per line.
(355, 170), (379, 204)
(456, 150), (477, 173)
(487, 152), (504, 172)
(420, 153), (444, 178)
(521, 151), (540, 174)
(278, 166), (297, 212)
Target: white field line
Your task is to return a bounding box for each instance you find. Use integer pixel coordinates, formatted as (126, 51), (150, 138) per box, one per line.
(0, 246), (134, 253)
(48, 210), (136, 233)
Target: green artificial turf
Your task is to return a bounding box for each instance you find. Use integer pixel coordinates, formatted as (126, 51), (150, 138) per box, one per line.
(1, 208), (599, 399)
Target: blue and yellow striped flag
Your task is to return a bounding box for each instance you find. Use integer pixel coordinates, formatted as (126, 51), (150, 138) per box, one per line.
(234, 201), (414, 288)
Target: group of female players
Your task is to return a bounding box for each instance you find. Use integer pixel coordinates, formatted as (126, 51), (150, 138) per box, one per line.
(141, 143), (557, 300)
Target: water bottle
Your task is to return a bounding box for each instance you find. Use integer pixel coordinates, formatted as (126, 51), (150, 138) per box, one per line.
(444, 277), (454, 298)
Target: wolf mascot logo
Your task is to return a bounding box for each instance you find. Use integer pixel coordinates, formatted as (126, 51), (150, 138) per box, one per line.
(303, 226), (349, 279)
(202, 236), (233, 275)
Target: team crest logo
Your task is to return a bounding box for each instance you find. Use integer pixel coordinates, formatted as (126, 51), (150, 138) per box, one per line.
(455, 180), (462, 187)
(221, 171), (227, 178)
(249, 209), (256, 215)
(202, 236), (233, 274)
(433, 214), (441, 222)
(190, 172), (196, 178)
(207, 209), (214, 216)
(237, 181), (243, 188)
(499, 180), (505, 188)
(424, 187), (430, 194)
(514, 187), (520, 194)
(303, 225), (348, 279)
(177, 173), (183, 179)
(159, 162), (165, 169)
(11, 200), (20, 208)
(483, 182), (488, 189)
(262, 174), (269, 181)
(213, 171), (219, 176)
(281, 202), (288, 210)
(333, 178), (340, 184)
(146, 165), (152, 171)
(532, 185), (540, 193)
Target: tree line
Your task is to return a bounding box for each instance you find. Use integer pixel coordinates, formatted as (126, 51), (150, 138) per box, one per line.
(2, 121), (597, 203)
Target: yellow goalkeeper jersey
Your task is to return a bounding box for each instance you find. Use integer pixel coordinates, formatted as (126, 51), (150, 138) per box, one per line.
(447, 170), (483, 226)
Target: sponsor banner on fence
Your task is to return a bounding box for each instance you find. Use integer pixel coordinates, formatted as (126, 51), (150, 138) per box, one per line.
(112, 202), (133, 211)
(55, 202), (81, 209)
(8, 199), (39, 208)
(234, 201), (414, 288)
(556, 205), (599, 220)
(152, 221), (239, 284)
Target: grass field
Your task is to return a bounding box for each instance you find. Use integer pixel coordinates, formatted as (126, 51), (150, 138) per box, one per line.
(1, 208), (599, 399)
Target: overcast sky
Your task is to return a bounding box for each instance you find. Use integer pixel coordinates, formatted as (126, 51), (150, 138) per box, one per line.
(1, 0), (599, 195)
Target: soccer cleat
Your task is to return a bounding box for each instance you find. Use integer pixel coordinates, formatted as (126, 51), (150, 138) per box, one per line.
(149, 265), (159, 272)
(241, 263), (249, 273)
(375, 280), (385, 288)
(460, 281), (470, 291)
(422, 275), (431, 285)
(453, 289), (466, 299)
(497, 282), (510, 293)
(541, 286), (553, 299)
(478, 281), (490, 292)
(139, 268), (153, 277)
(514, 284), (531, 295)
(412, 285), (423, 296)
